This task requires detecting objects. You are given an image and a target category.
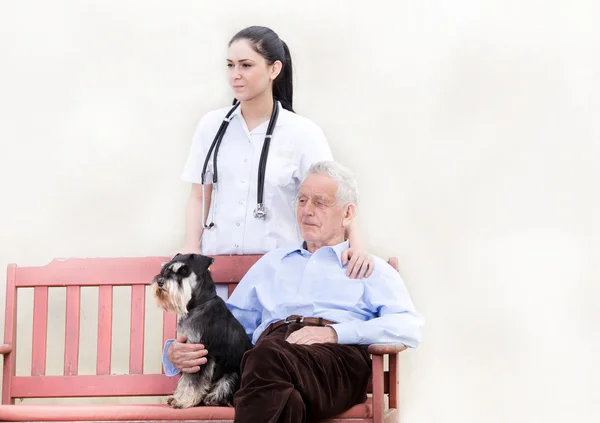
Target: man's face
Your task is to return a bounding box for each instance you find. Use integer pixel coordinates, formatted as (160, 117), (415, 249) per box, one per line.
(296, 174), (353, 247)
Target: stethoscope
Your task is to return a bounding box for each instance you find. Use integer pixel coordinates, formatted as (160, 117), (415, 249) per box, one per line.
(201, 99), (280, 229)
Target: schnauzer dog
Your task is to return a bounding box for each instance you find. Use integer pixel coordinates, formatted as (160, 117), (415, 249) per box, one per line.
(151, 253), (252, 408)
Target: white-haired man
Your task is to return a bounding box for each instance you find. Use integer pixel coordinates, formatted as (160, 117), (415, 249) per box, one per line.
(164, 160), (423, 422)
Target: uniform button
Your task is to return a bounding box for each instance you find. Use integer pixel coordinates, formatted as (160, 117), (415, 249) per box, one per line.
(241, 180), (246, 184)
(239, 201), (243, 205)
(244, 158), (248, 162)
(235, 244), (239, 248)
(236, 222), (240, 226)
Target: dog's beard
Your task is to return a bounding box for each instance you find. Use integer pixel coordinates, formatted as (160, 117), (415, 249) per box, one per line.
(152, 273), (198, 317)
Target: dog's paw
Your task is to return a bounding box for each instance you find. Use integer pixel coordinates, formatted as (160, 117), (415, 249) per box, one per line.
(201, 394), (220, 407)
(203, 391), (232, 407)
(168, 395), (197, 409)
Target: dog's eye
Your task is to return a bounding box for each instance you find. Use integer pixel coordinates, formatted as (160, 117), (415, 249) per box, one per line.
(176, 264), (190, 277)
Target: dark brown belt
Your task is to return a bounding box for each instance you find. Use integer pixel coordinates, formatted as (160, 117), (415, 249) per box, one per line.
(259, 315), (337, 341)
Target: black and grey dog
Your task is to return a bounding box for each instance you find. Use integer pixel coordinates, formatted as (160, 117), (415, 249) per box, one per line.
(151, 253), (252, 408)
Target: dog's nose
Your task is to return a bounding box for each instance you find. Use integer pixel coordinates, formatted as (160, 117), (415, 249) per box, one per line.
(157, 278), (164, 288)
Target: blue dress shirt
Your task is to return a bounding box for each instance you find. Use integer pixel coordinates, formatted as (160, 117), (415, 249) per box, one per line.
(162, 240), (423, 377)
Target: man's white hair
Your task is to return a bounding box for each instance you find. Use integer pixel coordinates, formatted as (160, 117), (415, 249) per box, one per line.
(306, 161), (359, 206)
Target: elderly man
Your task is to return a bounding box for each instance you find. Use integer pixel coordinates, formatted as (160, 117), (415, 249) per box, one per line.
(164, 160), (423, 422)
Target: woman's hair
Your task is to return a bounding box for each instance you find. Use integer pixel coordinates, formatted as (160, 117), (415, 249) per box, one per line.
(229, 26), (294, 112)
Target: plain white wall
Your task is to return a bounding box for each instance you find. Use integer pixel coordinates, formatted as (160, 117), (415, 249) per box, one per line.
(1, 0), (598, 421)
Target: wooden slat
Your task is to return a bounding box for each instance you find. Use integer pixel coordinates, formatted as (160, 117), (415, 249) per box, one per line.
(228, 283), (237, 297)
(162, 312), (177, 346)
(10, 374), (178, 398)
(64, 286), (80, 376)
(372, 355), (385, 422)
(31, 286), (49, 376)
(389, 353), (399, 409)
(129, 285), (145, 374)
(14, 255), (262, 287)
(96, 286), (112, 375)
(2, 264), (17, 404)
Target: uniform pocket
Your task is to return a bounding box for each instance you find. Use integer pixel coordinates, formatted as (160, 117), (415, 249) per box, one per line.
(265, 155), (296, 187)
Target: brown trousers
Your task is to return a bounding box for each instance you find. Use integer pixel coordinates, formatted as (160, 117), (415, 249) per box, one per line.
(233, 322), (372, 423)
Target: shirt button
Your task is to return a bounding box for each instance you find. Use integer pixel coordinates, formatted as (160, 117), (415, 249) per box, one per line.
(239, 201), (243, 205)
(241, 180), (246, 184)
(244, 158), (248, 162)
(235, 244), (239, 248)
(236, 222), (241, 226)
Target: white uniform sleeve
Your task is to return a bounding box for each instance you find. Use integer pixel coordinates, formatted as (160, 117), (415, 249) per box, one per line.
(297, 123), (333, 182)
(181, 114), (214, 184)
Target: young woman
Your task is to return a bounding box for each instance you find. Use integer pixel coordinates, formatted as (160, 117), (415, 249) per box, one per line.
(178, 26), (373, 279)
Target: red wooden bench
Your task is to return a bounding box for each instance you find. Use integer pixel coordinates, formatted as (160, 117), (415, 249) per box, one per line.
(1, 256), (406, 423)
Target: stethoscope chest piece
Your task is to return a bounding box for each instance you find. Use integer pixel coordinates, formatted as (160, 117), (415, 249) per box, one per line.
(253, 203), (267, 220)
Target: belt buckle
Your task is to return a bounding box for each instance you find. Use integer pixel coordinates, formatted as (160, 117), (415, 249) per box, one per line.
(284, 315), (304, 324)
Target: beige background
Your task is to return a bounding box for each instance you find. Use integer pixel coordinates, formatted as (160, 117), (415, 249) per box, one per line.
(0, 0), (598, 422)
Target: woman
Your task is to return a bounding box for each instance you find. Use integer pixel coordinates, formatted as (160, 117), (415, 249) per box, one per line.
(178, 26), (372, 279)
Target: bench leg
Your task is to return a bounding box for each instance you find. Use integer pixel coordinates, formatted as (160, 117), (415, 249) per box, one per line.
(372, 354), (385, 423)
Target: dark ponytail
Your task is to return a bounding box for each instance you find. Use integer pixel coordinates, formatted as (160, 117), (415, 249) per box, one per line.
(229, 26), (295, 113)
(275, 41), (294, 112)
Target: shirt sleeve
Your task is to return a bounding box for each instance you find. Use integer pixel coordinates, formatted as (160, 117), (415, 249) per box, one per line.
(181, 113), (215, 184)
(226, 253), (276, 342)
(330, 261), (423, 347)
(297, 123), (334, 182)
(161, 339), (180, 377)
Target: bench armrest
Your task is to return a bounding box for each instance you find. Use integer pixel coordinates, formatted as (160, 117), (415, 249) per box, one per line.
(0, 344), (12, 355)
(368, 343), (407, 355)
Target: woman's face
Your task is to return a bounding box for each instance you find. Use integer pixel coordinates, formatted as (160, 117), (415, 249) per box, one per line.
(227, 39), (281, 102)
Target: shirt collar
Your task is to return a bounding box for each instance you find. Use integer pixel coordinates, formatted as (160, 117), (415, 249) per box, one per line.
(282, 240), (349, 266)
(230, 100), (285, 128)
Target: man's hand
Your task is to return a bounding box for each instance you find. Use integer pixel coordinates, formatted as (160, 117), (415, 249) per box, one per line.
(168, 335), (208, 373)
(286, 327), (338, 345)
(341, 247), (374, 279)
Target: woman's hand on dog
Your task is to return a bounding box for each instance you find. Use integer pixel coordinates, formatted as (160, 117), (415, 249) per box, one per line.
(168, 335), (208, 373)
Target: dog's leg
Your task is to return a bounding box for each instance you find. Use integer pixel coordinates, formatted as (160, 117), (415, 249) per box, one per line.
(203, 373), (239, 406)
(168, 360), (216, 409)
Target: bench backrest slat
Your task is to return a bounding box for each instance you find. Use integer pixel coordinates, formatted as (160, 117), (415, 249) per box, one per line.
(31, 286), (49, 376)
(228, 283), (236, 297)
(129, 285), (146, 374)
(97, 286), (113, 375)
(64, 286), (81, 376)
